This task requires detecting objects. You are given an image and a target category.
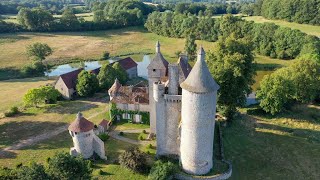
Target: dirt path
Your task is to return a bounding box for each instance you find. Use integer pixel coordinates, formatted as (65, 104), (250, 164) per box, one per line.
(0, 107), (107, 154)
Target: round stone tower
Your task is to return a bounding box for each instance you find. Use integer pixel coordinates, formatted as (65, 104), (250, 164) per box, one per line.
(180, 47), (220, 175)
(68, 112), (95, 159)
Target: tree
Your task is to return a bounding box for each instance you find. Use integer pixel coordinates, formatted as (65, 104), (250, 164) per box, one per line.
(119, 147), (149, 173)
(17, 8), (54, 31)
(76, 70), (99, 97)
(112, 62), (128, 84)
(23, 86), (60, 107)
(60, 8), (80, 30)
(26, 43), (52, 62)
(16, 162), (49, 180)
(47, 152), (92, 180)
(256, 68), (294, 115)
(184, 33), (197, 61)
(289, 58), (320, 103)
(93, 10), (105, 23)
(97, 63), (117, 89)
(207, 35), (255, 120)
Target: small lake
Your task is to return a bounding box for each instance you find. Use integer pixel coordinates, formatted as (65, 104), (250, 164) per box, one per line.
(46, 55), (152, 79)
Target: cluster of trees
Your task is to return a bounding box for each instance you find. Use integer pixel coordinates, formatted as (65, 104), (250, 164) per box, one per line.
(145, 13), (320, 60)
(76, 61), (128, 98)
(23, 86), (61, 107)
(0, 0), (69, 15)
(91, 0), (153, 26)
(257, 58), (320, 115)
(0, 152), (92, 180)
(174, 2), (240, 15)
(260, 0), (320, 25)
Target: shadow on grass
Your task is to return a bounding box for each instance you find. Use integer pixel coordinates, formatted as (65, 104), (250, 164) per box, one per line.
(43, 101), (99, 114)
(0, 121), (67, 148)
(223, 115), (320, 180)
(0, 150), (17, 159)
(256, 63), (284, 71)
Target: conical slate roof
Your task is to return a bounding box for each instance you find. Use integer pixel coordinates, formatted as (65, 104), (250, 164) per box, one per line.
(147, 41), (169, 70)
(68, 112), (94, 133)
(180, 47), (219, 93)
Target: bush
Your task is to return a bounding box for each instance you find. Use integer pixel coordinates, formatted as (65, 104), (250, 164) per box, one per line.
(119, 132), (124, 136)
(147, 144), (153, 149)
(148, 160), (176, 180)
(142, 130), (147, 134)
(4, 106), (20, 117)
(98, 133), (109, 142)
(138, 134), (144, 141)
(101, 51), (110, 60)
(119, 147), (149, 173)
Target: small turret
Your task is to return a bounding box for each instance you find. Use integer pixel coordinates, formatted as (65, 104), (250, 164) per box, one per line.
(156, 41), (160, 53)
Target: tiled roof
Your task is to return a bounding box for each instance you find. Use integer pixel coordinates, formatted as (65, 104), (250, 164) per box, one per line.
(68, 112), (94, 133)
(99, 119), (111, 128)
(115, 57), (138, 70)
(108, 79), (122, 95)
(60, 68), (83, 89)
(110, 86), (149, 105)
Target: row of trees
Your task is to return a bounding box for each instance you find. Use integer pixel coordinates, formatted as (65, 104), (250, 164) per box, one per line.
(145, 13), (320, 60)
(260, 0), (320, 25)
(0, 152), (92, 180)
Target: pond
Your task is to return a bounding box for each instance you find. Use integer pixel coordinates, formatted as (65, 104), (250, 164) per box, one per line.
(45, 55), (152, 79)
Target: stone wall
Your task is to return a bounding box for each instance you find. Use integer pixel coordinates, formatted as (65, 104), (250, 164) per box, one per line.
(126, 67), (138, 79)
(70, 130), (94, 159)
(116, 103), (149, 112)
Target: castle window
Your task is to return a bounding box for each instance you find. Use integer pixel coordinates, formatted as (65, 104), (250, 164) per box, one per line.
(71, 131), (74, 137)
(75, 132), (77, 135)
(153, 69), (156, 72)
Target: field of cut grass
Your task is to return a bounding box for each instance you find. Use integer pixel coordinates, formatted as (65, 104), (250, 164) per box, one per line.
(0, 27), (214, 70)
(243, 16), (320, 37)
(225, 104), (320, 180)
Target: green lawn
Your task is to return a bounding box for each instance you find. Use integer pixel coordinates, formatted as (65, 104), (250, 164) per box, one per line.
(243, 16), (320, 37)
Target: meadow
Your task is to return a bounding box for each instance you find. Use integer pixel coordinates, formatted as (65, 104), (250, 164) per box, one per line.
(243, 16), (320, 37)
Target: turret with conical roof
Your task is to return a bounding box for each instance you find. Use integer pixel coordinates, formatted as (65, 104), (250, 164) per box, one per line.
(180, 47), (219, 175)
(148, 41), (169, 134)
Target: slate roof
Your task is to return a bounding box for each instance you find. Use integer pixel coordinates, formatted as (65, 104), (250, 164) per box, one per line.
(68, 112), (94, 133)
(60, 68), (83, 89)
(180, 47), (220, 93)
(177, 55), (192, 80)
(147, 41), (169, 72)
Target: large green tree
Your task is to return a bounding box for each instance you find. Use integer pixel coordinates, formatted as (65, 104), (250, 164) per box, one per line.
(17, 8), (54, 31)
(60, 8), (80, 30)
(23, 86), (60, 107)
(112, 62), (128, 84)
(16, 162), (49, 180)
(76, 70), (99, 97)
(26, 42), (52, 62)
(97, 63), (117, 89)
(207, 35), (256, 120)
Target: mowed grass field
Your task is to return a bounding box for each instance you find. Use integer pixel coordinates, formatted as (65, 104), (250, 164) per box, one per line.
(0, 27), (214, 70)
(243, 16), (320, 37)
(0, 77), (54, 114)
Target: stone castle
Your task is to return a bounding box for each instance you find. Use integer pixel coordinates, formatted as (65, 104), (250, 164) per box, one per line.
(148, 42), (220, 175)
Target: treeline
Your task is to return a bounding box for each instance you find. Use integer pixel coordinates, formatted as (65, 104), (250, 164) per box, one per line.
(0, 0), (75, 15)
(259, 0), (320, 25)
(145, 12), (320, 60)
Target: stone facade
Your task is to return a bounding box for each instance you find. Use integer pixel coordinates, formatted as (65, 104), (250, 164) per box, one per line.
(150, 44), (220, 176)
(126, 66), (138, 79)
(55, 77), (73, 99)
(69, 112), (107, 160)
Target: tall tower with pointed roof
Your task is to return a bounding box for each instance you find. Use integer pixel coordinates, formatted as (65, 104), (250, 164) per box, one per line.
(180, 47), (220, 175)
(147, 41), (169, 134)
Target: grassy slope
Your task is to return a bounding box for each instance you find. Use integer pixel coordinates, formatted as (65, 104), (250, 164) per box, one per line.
(0, 27), (214, 69)
(243, 16), (320, 37)
(0, 77), (54, 113)
(225, 104), (320, 180)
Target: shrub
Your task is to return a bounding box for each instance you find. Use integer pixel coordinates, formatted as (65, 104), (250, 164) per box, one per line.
(138, 134), (144, 141)
(119, 132), (124, 136)
(101, 51), (110, 60)
(4, 106), (20, 117)
(148, 160), (176, 180)
(142, 130), (147, 134)
(147, 144), (153, 149)
(119, 147), (149, 173)
(98, 133), (109, 142)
